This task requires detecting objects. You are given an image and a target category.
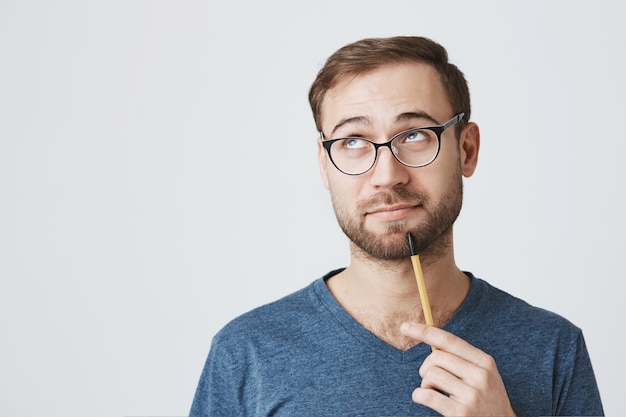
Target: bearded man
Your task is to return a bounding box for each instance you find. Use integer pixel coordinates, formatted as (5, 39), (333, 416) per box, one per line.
(190, 36), (603, 417)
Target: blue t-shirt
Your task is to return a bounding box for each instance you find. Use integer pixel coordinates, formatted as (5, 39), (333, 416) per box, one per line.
(190, 271), (603, 416)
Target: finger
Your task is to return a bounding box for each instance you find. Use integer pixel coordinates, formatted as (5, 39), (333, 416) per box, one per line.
(420, 348), (487, 389)
(412, 387), (455, 416)
(400, 322), (491, 369)
(420, 363), (463, 395)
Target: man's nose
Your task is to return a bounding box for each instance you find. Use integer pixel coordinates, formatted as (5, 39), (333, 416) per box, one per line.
(368, 146), (410, 188)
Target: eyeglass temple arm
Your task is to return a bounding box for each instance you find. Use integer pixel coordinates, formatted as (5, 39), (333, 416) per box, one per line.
(444, 112), (465, 130)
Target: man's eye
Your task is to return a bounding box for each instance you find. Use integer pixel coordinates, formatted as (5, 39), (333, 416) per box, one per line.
(404, 131), (428, 142)
(344, 138), (369, 149)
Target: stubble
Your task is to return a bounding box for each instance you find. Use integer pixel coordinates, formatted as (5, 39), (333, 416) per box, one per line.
(331, 168), (463, 263)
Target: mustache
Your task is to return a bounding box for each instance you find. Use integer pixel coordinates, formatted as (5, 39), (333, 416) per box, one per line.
(358, 188), (427, 212)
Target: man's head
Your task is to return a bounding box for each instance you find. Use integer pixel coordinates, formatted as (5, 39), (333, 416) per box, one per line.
(310, 37), (480, 262)
(309, 36), (471, 137)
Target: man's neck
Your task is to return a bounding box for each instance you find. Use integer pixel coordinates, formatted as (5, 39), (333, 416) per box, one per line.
(326, 245), (470, 350)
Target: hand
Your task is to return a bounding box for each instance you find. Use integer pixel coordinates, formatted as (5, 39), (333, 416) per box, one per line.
(400, 322), (516, 417)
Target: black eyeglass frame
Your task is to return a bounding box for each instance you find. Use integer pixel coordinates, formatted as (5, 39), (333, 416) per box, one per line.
(320, 112), (465, 175)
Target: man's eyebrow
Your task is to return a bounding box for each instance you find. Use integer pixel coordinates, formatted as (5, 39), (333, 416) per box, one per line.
(329, 111), (440, 137)
(330, 116), (371, 136)
(395, 111), (440, 126)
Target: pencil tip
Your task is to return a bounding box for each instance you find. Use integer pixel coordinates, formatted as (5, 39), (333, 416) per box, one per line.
(407, 232), (417, 256)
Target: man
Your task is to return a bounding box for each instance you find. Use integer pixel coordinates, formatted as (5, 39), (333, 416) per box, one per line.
(190, 36), (603, 416)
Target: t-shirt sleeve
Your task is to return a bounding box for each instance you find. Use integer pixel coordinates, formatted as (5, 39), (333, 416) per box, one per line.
(189, 335), (247, 417)
(554, 331), (604, 416)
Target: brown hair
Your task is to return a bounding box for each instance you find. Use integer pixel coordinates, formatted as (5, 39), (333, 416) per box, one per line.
(308, 36), (470, 135)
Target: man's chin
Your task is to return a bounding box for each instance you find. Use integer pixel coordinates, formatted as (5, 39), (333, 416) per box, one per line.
(350, 230), (412, 260)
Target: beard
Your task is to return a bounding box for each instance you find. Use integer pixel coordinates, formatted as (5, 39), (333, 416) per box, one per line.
(331, 169), (463, 262)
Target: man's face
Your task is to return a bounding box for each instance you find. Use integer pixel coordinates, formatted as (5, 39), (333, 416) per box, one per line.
(317, 63), (475, 261)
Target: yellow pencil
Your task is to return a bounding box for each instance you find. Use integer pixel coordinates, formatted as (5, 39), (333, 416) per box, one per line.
(407, 233), (436, 351)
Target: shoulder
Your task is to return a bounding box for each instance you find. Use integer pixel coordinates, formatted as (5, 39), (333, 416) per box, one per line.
(476, 276), (578, 325)
(211, 274), (333, 351)
(467, 276), (583, 346)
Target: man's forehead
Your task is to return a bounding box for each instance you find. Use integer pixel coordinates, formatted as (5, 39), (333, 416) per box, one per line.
(319, 63), (448, 133)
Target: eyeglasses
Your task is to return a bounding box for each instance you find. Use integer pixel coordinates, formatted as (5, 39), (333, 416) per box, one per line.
(320, 112), (465, 175)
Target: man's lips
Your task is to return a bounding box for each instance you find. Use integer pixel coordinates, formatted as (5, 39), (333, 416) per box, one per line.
(365, 204), (419, 221)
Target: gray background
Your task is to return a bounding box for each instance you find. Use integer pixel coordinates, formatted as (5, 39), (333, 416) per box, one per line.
(1, 1), (623, 416)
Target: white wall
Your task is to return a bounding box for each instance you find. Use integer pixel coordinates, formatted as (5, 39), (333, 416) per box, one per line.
(1, 1), (623, 416)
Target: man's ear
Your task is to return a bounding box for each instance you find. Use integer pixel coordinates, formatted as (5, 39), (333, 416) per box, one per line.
(317, 138), (330, 189)
(459, 122), (480, 178)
